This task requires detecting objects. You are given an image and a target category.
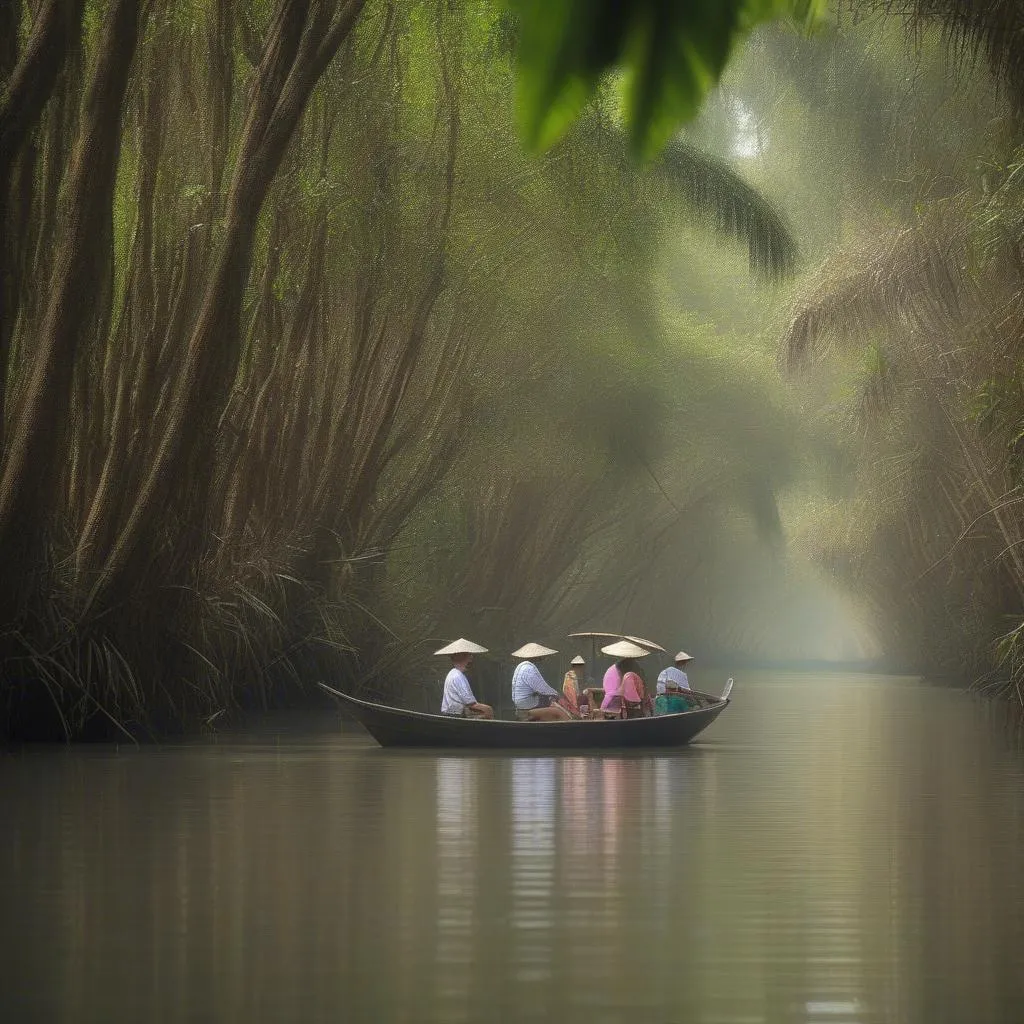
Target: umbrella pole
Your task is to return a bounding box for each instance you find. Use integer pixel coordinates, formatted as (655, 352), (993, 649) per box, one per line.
(590, 637), (597, 699)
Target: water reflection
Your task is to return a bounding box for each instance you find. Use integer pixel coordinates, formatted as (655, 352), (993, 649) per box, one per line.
(509, 758), (556, 1008)
(3, 675), (1024, 1022)
(435, 758), (478, 1018)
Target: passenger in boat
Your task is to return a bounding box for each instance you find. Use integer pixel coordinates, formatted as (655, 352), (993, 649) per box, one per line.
(597, 640), (653, 718)
(511, 643), (573, 721)
(562, 655), (585, 715)
(654, 678), (693, 715)
(435, 638), (493, 718)
(657, 651), (693, 696)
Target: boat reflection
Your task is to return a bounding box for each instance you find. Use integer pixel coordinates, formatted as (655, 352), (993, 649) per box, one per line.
(434, 758), (479, 1017)
(510, 759), (557, 999)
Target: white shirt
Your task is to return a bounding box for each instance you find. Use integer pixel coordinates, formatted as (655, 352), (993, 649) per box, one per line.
(441, 667), (478, 715)
(656, 666), (690, 695)
(512, 661), (561, 709)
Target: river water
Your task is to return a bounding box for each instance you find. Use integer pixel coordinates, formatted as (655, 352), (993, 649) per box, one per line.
(3, 671), (1024, 1023)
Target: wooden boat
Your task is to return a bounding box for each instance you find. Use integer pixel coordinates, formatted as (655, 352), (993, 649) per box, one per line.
(319, 679), (733, 749)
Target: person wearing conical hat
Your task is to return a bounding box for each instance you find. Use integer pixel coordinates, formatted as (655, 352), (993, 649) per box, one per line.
(561, 655), (586, 715)
(656, 651), (693, 695)
(436, 639), (493, 718)
(654, 651), (694, 715)
(597, 640), (652, 719)
(510, 643), (572, 721)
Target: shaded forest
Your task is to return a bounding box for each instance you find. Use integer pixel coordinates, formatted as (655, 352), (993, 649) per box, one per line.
(2, 0), (1024, 739)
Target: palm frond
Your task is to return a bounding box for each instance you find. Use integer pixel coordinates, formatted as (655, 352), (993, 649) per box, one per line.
(865, 0), (1024, 110)
(657, 138), (798, 280)
(782, 211), (972, 370)
(854, 343), (901, 426)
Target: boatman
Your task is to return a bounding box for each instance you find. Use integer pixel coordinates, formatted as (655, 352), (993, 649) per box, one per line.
(511, 643), (573, 721)
(654, 652), (693, 715)
(657, 651), (693, 695)
(436, 638), (493, 718)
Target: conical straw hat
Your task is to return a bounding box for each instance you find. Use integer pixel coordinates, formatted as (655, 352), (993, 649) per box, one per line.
(433, 638), (489, 656)
(674, 651), (693, 662)
(510, 642), (558, 659)
(600, 639), (650, 659)
(570, 655), (585, 665)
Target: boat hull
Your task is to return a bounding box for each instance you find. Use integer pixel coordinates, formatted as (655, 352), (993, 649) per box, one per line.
(320, 685), (729, 749)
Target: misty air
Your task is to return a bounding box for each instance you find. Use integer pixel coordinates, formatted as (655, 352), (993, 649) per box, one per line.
(3, 2), (1024, 1021)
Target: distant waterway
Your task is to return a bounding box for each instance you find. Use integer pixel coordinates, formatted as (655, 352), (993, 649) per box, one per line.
(3, 672), (1024, 1023)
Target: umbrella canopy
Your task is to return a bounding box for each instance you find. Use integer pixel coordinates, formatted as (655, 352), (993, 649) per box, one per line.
(623, 635), (667, 653)
(511, 642), (558, 659)
(601, 640), (651, 659)
(569, 631), (666, 652)
(433, 638), (489, 656)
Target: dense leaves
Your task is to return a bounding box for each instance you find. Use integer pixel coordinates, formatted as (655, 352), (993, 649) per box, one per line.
(0, 0), (801, 738)
(770, 6), (1024, 692)
(6, 0), (1024, 740)
(507, 0), (824, 156)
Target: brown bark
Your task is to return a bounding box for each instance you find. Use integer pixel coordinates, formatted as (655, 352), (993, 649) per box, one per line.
(0, 0), (143, 611)
(329, 4), (459, 550)
(207, 0), (235, 216)
(0, 0), (87, 448)
(0, 3), (18, 83)
(85, 0), (367, 614)
(73, 71), (169, 580)
(26, 50), (81, 331)
(228, 215), (327, 543)
(0, 0), (86, 172)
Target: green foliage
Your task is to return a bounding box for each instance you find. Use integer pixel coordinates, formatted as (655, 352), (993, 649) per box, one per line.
(657, 137), (797, 277)
(770, 9), (1024, 683)
(971, 373), (1024, 484)
(28, 0), (1024, 733)
(505, 0), (824, 157)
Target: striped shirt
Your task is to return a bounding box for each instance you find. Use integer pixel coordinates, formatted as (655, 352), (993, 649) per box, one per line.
(656, 666), (690, 695)
(511, 661), (561, 709)
(441, 668), (477, 715)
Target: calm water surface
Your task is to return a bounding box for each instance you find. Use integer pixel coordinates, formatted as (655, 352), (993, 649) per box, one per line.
(4, 672), (1024, 1023)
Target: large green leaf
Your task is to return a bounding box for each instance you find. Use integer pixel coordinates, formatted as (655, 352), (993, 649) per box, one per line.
(507, 0), (824, 157)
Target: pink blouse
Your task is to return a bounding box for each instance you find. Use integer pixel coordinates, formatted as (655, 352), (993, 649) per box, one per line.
(601, 667), (644, 710)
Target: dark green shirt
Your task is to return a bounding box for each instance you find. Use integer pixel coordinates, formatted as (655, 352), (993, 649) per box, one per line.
(655, 693), (691, 715)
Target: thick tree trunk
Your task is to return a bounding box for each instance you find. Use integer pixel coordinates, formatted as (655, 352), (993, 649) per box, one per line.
(85, 0), (367, 614)
(0, 0), (18, 438)
(0, 0), (142, 613)
(73, 71), (168, 580)
(0, 0), (88, 449)
(0, 1), (85, 156)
